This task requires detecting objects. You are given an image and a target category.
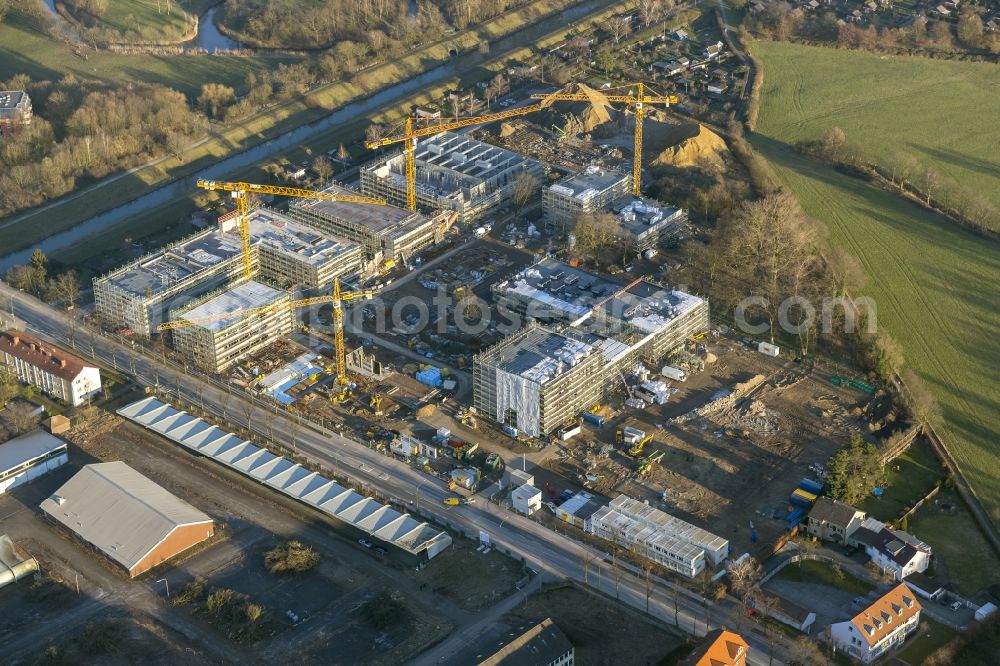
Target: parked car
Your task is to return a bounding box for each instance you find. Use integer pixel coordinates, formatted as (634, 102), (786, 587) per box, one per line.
(373, 546), (387, 557)
(358, 538), (373, 548)
(950, 601), (963, 612)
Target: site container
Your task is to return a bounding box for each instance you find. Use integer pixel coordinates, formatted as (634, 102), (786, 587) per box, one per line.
(799, 478), (824, 495)
(789, 488), (818, 507)
(661, 365), (687, 382)
(582, 412), (606, 427)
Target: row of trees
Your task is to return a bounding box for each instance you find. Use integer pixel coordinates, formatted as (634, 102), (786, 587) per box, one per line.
(744, 1), (1000, 54)
(4, 250), (82, 310)
(220, 0), (534, 49)
(0, 74), (205, 218)
(805, 126), (999, 234)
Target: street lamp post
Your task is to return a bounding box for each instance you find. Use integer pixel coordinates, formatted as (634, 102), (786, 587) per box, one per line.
(156, 578), (170, 598)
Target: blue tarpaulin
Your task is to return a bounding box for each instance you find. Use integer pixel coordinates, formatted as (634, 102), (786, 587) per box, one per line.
(416, 367), (443, 388)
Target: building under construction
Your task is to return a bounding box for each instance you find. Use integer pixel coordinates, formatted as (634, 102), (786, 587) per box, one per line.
(360, 131), (544, 223)
(493, 258), (708, 366)
(543, 166), (631, 229)
(613, 198), (688, 251)
(288, 183), (447, 267)
(473, 324), (606, 438)
(94, 209), (361, 337)
(475, 258), (708, 437)
(171, 281), (293, 374)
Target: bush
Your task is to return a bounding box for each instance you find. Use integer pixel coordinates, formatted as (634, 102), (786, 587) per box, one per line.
(172, 577), (207, 606)
(361, 591), (409, 630)
(264, 541), (320, 575)
(203, 588), (268, 643)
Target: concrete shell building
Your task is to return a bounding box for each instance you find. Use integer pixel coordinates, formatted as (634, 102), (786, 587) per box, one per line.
(289, 183), (448, 265)
(0, 331), (102, 406)
(613, 198), (688, 251)
(40, 462), (214, 578)
(171, 281), (293, 373)
(93, 208), (361, 337)
(543, 166), (631, 229)
(473, 325), (606, 438)
(361, 131), (545, 223)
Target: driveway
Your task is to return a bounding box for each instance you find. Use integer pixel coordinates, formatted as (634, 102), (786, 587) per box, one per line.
(763, 578), (857, 628)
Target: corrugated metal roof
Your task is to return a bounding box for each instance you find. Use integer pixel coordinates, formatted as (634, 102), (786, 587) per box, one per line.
(117, 397), (452, 557)
(0, 430), (67, 474)
(39, 462), (212, 572)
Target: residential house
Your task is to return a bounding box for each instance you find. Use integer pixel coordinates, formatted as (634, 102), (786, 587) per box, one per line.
(830, 583), (921, 663)
(807, 496), (866, 545)
(679, 629), (749, 666)
(759, 593), (817, 634)
(851, 517), (931, 581)
(703, 41), (725, 59)
(903, 572), (946, 601)
(673, 29), (689, 41)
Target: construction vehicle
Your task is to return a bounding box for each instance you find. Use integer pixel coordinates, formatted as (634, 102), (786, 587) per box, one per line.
(531, 83), (678, 197)
(617, 426), (654, 457)
(370, 392), (383, 417)
(195, 179), (385, 279)
(364, 93), (567, 211)
(636, 451), (664, 477)
(157, 278), (378, 395)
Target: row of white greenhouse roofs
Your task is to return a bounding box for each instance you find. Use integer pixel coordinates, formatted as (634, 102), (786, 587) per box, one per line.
(117, 397), (452, 558)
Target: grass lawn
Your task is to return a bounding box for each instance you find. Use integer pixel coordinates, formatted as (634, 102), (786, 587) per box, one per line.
(895, 617), (957, 666)
(751, 41), (1000, 219)
(88, 0), (197, 43)
(0, 13), (292, 98)
(909, 489), (1000, 597)
(775, 559), (874, 596)
(752, 47), (1000, 531)
(860, 438), (946, 521)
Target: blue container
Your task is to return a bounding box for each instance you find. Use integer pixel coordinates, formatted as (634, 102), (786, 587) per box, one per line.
(799, 478), (824, 495)
(582, 412), (606, 427)
(787, 507), (806, 525)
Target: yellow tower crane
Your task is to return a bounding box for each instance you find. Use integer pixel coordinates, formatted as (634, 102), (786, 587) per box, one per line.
(157, 278), (378, 389)
(364, 97), (563, 211)
(531, 83), (678, 197)
(196, 179), (385, 279)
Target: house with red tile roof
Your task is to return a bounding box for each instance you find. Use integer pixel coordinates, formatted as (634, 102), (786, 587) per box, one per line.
(830, 583), (922, 663)
(0, 331), (101, 406)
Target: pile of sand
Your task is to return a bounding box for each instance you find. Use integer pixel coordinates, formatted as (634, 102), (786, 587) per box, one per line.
(538, 83), (618, 134)
(650, 122), (729, 168)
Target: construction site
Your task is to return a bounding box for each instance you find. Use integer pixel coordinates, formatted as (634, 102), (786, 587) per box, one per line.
(83, 76), (856, 576)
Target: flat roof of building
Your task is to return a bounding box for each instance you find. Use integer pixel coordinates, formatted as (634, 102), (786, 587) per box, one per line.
(592, 505), (705, 563)
(0, 430), (67, 475)
(0, 91), (27, 109)
(180, 281), (288, 332)
(610, 494), (729, 554)
(292, 183), (427, 235)
(548, 165), (629, 201)
(496, 258), (704, 334)
(613, 198), (685, 235)
(102, 209), (358, 298)
(40, 462), (213, 572)
(488, 326), (596, 385)
(370, 132), (541, 199)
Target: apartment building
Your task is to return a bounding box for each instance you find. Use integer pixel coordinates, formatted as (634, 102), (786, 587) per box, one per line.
(0, 91), (32, 136)
(830, 583), (921, 663)
(0, 331), (101, 406)
(544, 166), (631, 229)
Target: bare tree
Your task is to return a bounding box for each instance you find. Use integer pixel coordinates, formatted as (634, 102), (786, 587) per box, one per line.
(312, 155), (333, 183)
(336, 143), (350, 162)
(919, 167), (940, 205)
(51, 271), (81, 310)
(3, 400), (40, 435)
(794, 533), (818, 567)
(902, 368), (943, 429)
(365, 123), (388, 145)
(788, 634), (826, 665)
(727, 556), (762, 607)
(0, 369), (19, 407)
(572, 213), (618, 264)
(510, 172), (539, 220)
(610, 16), (633, 43)
(243, 403), (256, 437)
(640, 0), (664, 28)
(642, 562), (654, 613)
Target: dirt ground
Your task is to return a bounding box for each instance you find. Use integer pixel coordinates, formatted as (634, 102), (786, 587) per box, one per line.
(540, 337), (875, 559)
(497, 583), (685, 666)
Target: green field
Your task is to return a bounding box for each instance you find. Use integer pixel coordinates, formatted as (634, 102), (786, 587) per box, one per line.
(896, 617), (957, 666)
(752, 41), (1000, 215)
(86, 0), (199, 43)
(910, 489), (1000, 597)
(775, 559), (875, 596)
(752, 44), (1000, 527)
(0, 12), (291, 97)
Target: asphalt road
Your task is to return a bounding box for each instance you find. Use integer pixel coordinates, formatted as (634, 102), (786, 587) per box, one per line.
(0, 282), (789, 665)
